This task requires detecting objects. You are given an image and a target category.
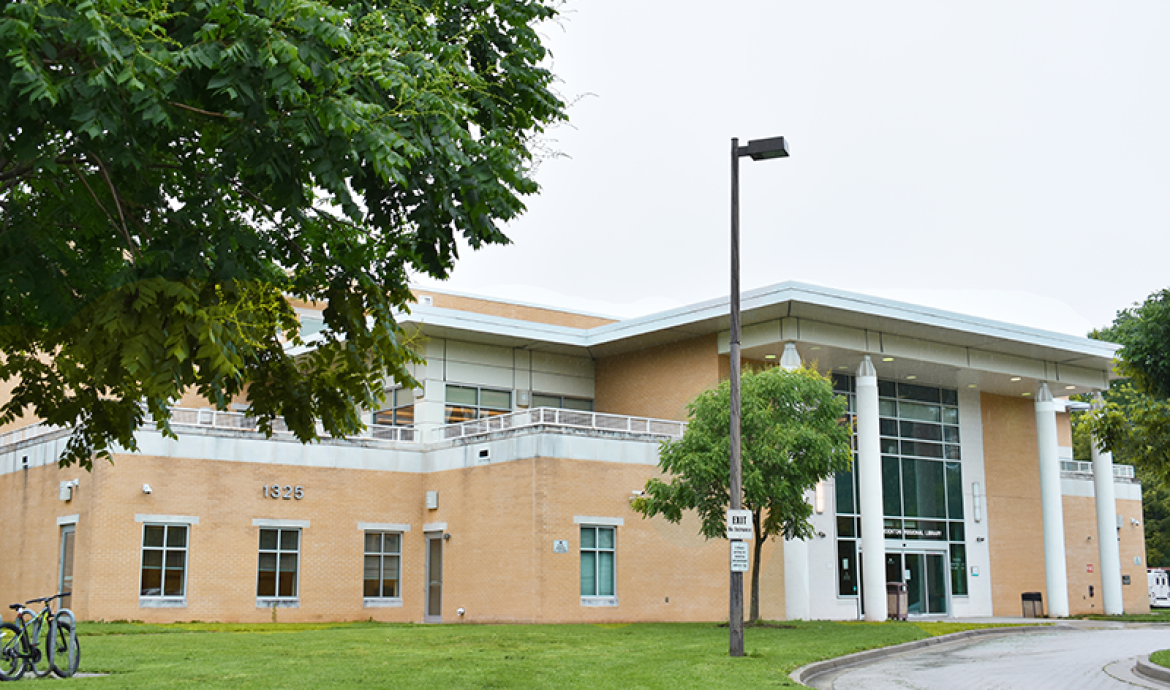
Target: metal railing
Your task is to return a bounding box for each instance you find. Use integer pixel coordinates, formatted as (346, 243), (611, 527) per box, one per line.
(0, 421), (59, 450)
(438, 407), (686, 441)
(1060, 459), (1136, 479)
(167, 407), (417, 443)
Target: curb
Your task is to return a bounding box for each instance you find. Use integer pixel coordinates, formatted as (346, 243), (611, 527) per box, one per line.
(789, 624), (1065, 687)
(1135, 656), (1170, 686)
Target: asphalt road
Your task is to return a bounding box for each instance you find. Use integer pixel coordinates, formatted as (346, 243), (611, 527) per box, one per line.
(808, 626), (1170, 690)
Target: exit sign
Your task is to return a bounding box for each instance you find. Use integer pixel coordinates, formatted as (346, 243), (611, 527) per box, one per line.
(726, 510), (753, 540)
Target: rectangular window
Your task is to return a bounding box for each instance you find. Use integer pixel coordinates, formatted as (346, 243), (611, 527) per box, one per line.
(141, 524), (188, 598)
(580, 526), (616, 598)
(374, 388), (415, 427)
(531, 394), (594, 411)
(257, 528), (300, 599)
(445, 385), (512, 424)
(363, 532), (402, 599)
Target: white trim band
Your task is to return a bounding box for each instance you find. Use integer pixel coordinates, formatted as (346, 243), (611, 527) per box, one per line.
(136, 514), (200, 524)
(358, 522), (411, 532)
(56, 515), (78, 526)
(252, 519), (310, 529)
(423, 522), (447, 532)
(573, 516), (624, 526)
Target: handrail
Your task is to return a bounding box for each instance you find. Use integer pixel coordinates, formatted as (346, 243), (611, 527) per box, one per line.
(1059, 459), (1136, 479)
(166, 408), (416, 443)
(437, 407), (686, 441)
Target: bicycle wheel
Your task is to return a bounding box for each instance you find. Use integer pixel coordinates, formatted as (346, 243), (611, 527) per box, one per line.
(49, 612), (80, 678)
(28, 617), (51, 677)
(0, 622), (27, 681)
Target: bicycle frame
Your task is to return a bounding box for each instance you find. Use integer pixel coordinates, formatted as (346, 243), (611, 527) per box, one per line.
(3, 593), (72, 679)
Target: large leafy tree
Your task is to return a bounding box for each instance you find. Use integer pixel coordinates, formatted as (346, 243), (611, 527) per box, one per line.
(1088, 289), (1170, 486)
(632, 366), (852, 623)
(0, 0), (565, 467)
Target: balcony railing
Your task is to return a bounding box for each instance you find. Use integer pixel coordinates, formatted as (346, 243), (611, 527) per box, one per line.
(1060, 460), (1136, 479)
(438, 407), (686, 441)
(167, 408), (417, 443)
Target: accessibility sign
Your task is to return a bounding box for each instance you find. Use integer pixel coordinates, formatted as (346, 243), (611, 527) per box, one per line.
(731, 541), (750, 572)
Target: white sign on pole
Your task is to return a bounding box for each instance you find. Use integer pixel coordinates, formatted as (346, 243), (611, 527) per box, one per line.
(731, 541), (750, 572)
(726, 509), (753, 540)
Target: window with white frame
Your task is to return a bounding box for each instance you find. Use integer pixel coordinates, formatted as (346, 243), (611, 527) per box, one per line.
(363, 532), (402, 599)
(140, 524), (188, 599)
(580, 525), (616, 598)
(374, 388), (415, 427)
(531, 394), (593, 411)
(445, 385), (511, 424)
(257, 528), (300, 599)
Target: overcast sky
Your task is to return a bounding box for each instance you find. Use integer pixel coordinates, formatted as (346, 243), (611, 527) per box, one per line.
(414, 1), (1170, 337)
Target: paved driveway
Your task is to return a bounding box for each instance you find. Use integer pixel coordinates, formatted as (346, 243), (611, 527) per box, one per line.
(809, 626), (1170, 689)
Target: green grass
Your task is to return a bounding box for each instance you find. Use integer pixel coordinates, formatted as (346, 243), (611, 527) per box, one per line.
(1072, 609), (1170, 623)
(58, 619), (1030, 689)
(1151, 649), (1170, 669)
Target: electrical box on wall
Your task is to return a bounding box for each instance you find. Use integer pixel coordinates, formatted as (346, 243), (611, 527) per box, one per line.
(517, 390), (530, 407)
(58, 479), (78, 502)
(426, 491), (438, 510)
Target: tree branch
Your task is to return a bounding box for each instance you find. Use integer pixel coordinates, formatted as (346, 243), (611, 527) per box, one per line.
(88, 152), (137, 261)
(168, 101), (233, 119)
(71, 159), (137, 262)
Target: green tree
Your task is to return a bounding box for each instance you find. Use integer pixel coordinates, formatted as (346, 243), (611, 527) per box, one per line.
(0, 0), (565, 467)
(1088, 289), (1170, 487)
(632, 366), (852, 623)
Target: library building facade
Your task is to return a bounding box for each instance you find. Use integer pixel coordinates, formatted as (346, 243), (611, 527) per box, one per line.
(0, 282), (1148, 623)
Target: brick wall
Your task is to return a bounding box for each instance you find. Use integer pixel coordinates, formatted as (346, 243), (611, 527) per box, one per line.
(594, 335), (721, 421)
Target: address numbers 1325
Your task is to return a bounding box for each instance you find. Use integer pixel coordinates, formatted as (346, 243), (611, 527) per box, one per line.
(263, 485), (304, 500)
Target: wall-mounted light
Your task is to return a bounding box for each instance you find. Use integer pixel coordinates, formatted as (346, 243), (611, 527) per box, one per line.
(976, 536), (986, 543)
(457, 607), (466, 616)
(973, 482), (982, 523)
(814, 482), (825, 514)
(1132, 519), (1142, 527)
(142, 484), (153, 495)
(443, 533), (451, 541)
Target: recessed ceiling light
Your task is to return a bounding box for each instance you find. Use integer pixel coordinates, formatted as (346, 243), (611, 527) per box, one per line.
(1065, 385), (1076, 390)
(810, 346), (821, 351)
(967, 384), (978, 388)
(838, 366), (848, 370)
(1022, 392), (1032, 397)
(1010, 377), (1022, 382)
(764, 354), (777, 360)
(906, 376), (917, 380)
(882, 357), (894, 362)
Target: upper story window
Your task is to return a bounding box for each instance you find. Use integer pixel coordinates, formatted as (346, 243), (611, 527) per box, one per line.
(374, 388), (415, 427)
(531, 394), (593, 412)
(445, 385), (511, 424)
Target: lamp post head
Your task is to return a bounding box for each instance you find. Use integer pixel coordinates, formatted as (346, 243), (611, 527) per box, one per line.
(738, 136), (789, 161)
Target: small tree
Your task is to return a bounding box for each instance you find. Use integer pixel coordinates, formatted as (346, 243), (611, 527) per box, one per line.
(632, 365), (851, 623)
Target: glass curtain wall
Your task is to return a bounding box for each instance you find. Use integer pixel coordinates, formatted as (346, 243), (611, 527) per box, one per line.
(834, 375), (968, 605)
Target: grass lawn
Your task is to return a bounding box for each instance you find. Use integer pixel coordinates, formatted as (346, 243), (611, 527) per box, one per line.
(1072, 609), (1170, 623)
(60, 619), (1024, 689)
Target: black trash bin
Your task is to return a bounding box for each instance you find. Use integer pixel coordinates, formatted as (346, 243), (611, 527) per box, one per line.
(887, 582), (908, 621)
(1021, 591), (1044, 618)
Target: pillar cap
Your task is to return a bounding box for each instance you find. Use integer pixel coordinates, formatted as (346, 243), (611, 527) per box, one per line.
(857, 355), (877, 378)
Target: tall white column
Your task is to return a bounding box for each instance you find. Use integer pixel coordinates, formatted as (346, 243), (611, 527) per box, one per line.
(780, 342), (811, 620)
(857, 356), (887, 621)
(1035, 382), (1069, 617)
(1091, 394), (1124, 615)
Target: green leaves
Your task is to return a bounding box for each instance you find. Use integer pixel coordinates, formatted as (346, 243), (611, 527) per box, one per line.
(634, 366), (852, 543)
(0, 0), (564, 466)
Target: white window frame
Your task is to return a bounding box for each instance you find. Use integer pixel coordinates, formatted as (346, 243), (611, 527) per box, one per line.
(575, 516), (622, 607)
(135, 514), (198, 608)
(445, 384), (512, 423)
(254, 519), (308, 608)
(360, 522), (409, 608)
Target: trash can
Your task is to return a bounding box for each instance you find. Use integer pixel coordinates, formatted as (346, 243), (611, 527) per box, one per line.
(887, 582), (908, 621)
(1021, 591), (1044, 618)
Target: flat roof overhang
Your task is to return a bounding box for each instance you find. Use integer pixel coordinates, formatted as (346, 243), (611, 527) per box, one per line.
(398, 282), (1119, 397)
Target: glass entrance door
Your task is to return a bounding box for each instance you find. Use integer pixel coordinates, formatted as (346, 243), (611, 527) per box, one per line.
(886, 551), (948, 615)
(58, 524), (75, 606)
(425, 534), (443, 622)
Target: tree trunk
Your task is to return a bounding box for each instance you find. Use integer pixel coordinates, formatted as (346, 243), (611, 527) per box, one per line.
(750, 509), (765, 623)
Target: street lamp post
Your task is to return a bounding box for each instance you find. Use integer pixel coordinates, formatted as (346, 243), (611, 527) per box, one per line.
(729, 135), (788, 658)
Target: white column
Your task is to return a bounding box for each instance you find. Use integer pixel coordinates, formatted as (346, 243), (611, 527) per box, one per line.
(1091, 394), (1124, 615)
(780, 342), (811, 620)
(1035, 382), (1069, 617)
(857, 356), (887, 621)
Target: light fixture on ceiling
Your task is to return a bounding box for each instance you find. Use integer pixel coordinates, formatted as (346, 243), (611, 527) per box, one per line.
(1022, 392), (1032, 397)
(810, 346), (821, 351)
(1065, 385), (1076, 390)
(967, 384), (978, 388)
(906, 375), (917, 380)
(1010, 377), (1022, 382)
(764, 354), (777, 360)
(882, 357), (894, 362)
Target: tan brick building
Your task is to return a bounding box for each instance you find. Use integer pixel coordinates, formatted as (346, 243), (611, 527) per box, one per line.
(0, 282), (1146, 623)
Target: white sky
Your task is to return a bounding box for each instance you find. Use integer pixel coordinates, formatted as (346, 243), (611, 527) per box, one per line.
(414, 1), (1170, 337)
